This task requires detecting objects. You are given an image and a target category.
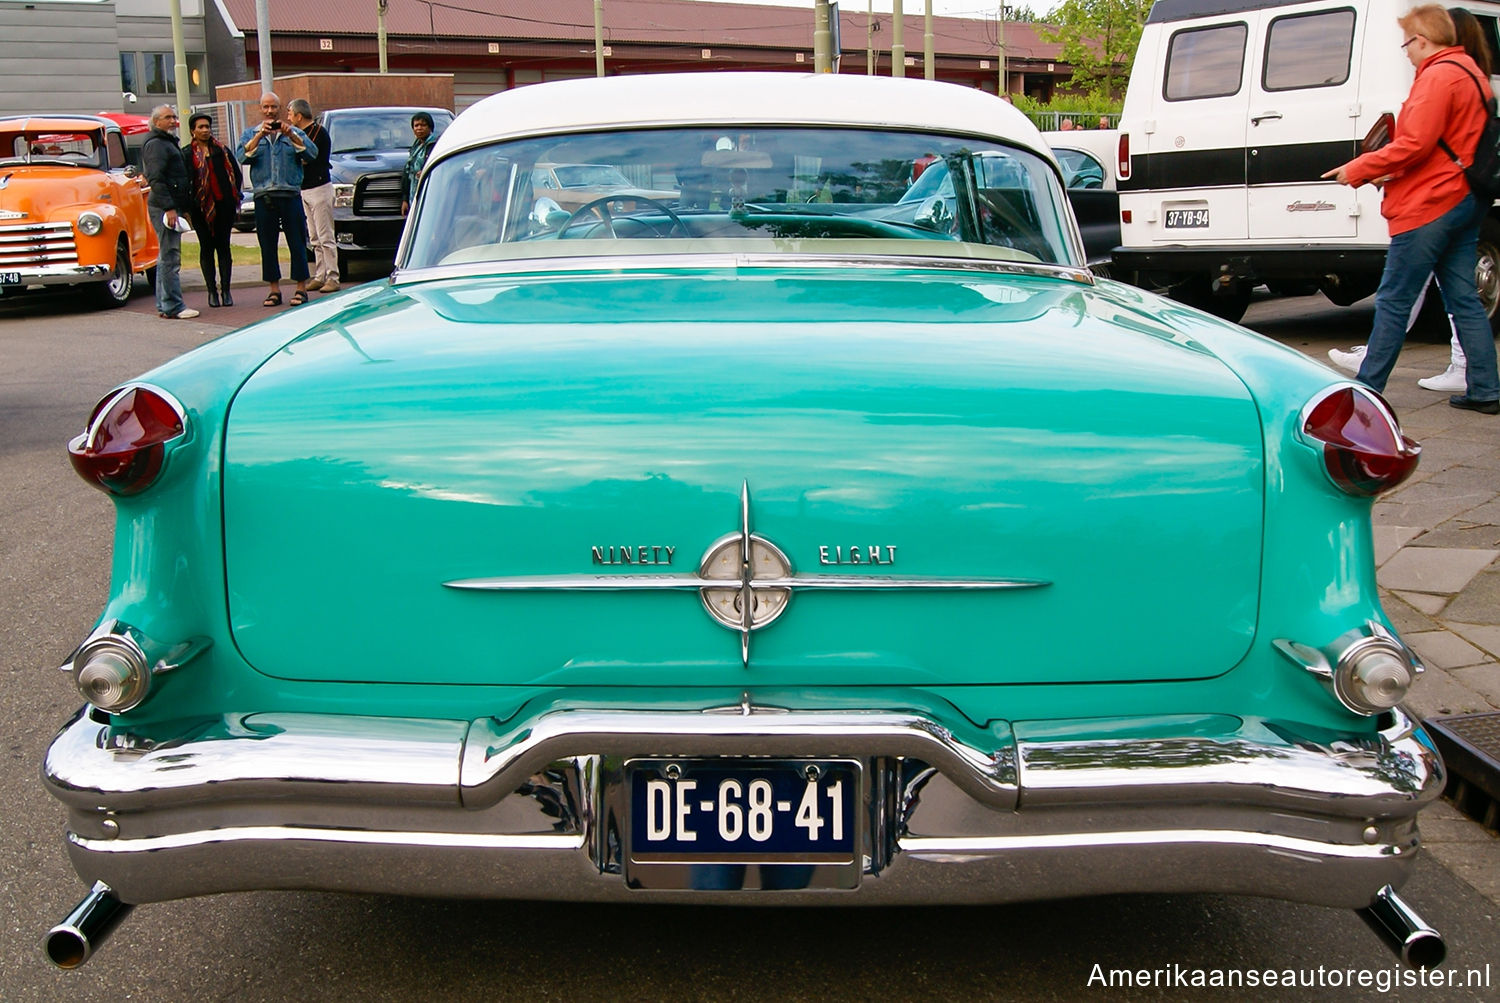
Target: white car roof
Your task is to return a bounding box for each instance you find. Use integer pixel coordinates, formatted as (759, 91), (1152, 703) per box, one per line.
(435, 72), (1050, 160)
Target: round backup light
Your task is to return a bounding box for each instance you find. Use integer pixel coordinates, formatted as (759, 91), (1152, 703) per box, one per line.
(1335, 644), (1413, 715)
(1301, 386), (1420, 497)
(68, 386), (185, 496)
(71, 635), (150, 713)
(77, 212), (104, 236)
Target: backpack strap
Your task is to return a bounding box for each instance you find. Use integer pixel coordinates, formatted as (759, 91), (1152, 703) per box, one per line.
(1435, 59), (1496, 166)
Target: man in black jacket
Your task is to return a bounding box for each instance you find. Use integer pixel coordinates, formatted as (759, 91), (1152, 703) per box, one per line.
(142, 104), (199, 319)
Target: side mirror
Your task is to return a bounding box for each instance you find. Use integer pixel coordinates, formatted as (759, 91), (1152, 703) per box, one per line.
(913, 196), (953, 232)
(530, 196), (570, 230)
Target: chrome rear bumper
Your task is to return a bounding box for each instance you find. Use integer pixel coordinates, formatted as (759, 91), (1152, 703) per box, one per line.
(42, 704), (1443, 907)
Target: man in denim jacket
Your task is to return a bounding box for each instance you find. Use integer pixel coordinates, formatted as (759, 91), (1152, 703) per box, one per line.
(239, 92), (317, 308)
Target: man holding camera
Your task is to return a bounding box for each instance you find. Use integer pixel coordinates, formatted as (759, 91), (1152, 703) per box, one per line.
(238, 92), (317, 308)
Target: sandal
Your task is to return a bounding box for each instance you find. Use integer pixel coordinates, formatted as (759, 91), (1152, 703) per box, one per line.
(289, 290), (309, 306)
(262, 291), (282, 307)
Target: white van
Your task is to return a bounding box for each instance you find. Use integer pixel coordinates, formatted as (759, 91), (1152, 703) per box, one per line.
(1113, 0), (1500, 324)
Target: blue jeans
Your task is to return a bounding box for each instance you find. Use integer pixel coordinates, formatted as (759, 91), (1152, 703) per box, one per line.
(253, 192), (309, 284)
(1358, 194), (1499, 400)
(149, 207), (183, 317)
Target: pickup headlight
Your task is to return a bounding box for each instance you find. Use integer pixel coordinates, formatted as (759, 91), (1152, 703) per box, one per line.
(78, 212), (104, 236)
(333, 183), (355, 208)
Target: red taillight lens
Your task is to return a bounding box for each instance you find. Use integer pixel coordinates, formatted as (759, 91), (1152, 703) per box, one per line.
(68, 386), (185, 496)
(1117, 132), (1131, 180)
(1302, 386), (1420, 497)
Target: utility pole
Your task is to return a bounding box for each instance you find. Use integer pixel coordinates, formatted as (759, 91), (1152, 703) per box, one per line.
(892, 0), (904, 77)
(169, 0), (190, 120)
(256, 0), (272, 93)
(814, 0), (831, 73)
(923, 0), (933, 80)
(867, 0), (875, 75)
(595, 0), (605, 77)
(998, 5), (1008, 97)
(378, 0), (389, 73)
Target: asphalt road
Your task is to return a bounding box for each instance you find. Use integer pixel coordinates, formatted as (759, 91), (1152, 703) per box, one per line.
(1, 283), (1497, 1001)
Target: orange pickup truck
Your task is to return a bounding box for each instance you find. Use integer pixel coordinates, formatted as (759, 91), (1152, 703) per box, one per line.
(0, 115), (159, 307)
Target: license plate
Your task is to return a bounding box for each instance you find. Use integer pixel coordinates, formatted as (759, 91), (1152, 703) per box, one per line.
(0, 271), (20, 285)
(1165, 207), (1210, 228)
(625, 759), (860, 890)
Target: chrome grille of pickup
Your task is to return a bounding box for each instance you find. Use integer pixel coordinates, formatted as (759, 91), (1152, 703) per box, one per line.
(0, 222), (77, 267)
(353, 173), (403, 216)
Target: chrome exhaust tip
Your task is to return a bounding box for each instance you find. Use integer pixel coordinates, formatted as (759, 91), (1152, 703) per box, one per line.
(42, 881), (133, 970)
(1358, 884), (1446, 969)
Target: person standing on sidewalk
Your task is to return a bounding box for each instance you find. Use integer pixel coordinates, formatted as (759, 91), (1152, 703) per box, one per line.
(287, 99), (339, 294)
(141, 105), (199, 320)
(401, 112), (437, 217)
(1322, 4), (1499, 414)
(184, 113), (240, 308)
(238, 92), (316, 308)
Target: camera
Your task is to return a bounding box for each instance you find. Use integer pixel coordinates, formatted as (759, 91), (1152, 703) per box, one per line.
(266, 120), (281, 131)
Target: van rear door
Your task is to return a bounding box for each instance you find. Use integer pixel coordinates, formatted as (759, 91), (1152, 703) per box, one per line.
(1245, 5), (1367, 241)
(1143, 14), (1259, 243)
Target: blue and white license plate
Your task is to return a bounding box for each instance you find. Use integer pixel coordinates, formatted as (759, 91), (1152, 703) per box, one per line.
(1164, 207), (1210, 228)
(0, 271), (21, 286)
(625, 759), (860, 888)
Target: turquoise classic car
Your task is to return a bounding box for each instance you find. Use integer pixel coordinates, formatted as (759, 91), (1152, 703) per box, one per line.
(42, 73), (1446, 969)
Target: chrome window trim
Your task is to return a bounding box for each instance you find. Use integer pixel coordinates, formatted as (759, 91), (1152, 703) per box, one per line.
(392, 253), (1096, 288)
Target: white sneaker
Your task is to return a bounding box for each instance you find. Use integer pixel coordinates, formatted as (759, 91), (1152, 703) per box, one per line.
(175, 307), (200, 320)
(1327, 345), (1366, 373)
(1418, 364), (1468, 392)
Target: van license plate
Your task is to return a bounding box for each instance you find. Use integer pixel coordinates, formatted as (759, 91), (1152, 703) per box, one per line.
(1165, 208), (1210, 228)
(0, 271), (21, 286)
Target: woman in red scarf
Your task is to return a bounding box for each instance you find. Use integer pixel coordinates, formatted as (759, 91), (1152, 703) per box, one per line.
(184, 113), (241, 307)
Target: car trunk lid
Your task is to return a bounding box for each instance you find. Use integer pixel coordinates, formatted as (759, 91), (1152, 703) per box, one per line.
(222, 268), (1264, 687)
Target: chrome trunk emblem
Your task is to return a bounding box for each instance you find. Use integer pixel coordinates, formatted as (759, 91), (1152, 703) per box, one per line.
(444, 482), (1050, 667)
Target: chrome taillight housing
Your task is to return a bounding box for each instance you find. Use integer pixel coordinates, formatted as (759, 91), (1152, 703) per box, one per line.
(68, 385), (185, 496)
(61, 621), (213, 714)
(68, 630), (151, 713)
(1300, 385), (1420, 497)
(1276, 623), (1424, 716)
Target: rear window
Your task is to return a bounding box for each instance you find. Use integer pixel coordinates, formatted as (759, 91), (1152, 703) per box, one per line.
(1164, 23), (1248, 101)
(1264, 8), (1355, 91)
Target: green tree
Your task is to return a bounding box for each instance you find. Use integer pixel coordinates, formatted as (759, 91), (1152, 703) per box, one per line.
(1037, 0), (1153, 100)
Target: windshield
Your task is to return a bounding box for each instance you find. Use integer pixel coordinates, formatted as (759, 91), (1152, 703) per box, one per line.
(404, 126), (1079, 271)
(0, 130), (104, 167)
(327, 111), (453, 154)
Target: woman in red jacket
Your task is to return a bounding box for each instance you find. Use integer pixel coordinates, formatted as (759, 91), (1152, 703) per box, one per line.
(1323, 3), (1499, 413)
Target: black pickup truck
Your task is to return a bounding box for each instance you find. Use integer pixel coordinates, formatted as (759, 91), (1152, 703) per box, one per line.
(324, 106), (453, 278)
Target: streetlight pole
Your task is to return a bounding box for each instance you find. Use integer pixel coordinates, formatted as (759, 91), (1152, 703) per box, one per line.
(169, 0), (190, 120)
(595, 0), (606, 77)
(892, 0), (904, 77)
(255, 0), (272, 93)
(924, 0), (934, 80)
(815, 0), (831, 73)
(378, 0), (389, 74)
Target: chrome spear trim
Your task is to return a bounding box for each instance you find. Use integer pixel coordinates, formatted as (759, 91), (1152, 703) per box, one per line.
(444, 481), (1050, 668)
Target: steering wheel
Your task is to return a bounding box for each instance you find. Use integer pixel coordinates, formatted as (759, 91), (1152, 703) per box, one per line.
(558, 195), (689, 239)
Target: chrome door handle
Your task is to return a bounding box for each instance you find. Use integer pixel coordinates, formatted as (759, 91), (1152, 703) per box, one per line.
(1251, 111), (1284, 125)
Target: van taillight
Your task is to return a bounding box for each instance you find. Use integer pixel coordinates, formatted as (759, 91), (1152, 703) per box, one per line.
(1301, 386), (1420, 497)
(68, 386), (185, 496)
(1117, 132), (1131, 180)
